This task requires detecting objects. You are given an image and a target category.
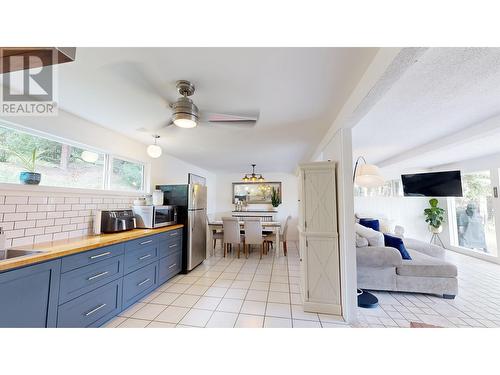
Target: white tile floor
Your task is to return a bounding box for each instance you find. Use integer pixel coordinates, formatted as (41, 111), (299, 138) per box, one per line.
(105, 241), (346, 328)
(356, 249), (500, 327)
(105, 241), (500, 328)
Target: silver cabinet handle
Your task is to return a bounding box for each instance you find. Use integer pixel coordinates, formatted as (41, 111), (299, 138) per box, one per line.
(84, 303), (107, 316)
(87, 271), (109, 281)
(168, 263), (177, 269)
(89, 251), (111, 259)
(140, 240), (153, 245)
(139, 254), (152, 260)
(170, 232), (178, 237)
(137, 278), (150, 286)
(169, 243), (177, 248)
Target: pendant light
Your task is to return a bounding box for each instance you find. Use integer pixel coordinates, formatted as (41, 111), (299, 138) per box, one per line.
(242, 164), (265, 182)
(147, 135), (162, 158)
(81, 150), (99, 163)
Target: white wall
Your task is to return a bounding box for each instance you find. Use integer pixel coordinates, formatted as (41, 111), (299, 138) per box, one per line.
(213, 172), (298, 239)
(354, 196), (450, 246)
(151, 156), (217, 215)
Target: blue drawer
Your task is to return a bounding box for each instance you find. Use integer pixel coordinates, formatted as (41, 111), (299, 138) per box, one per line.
(57, 279), (122, 328)
(61, 244), (124, 273)
(123, 244), (158, 274)
(122, 262), (158, 309)
(159, 238), (182, 259)
(59, 256), (124, 304)
(159, 251), (182, 284)
(124, 235), (159, 252)
(158, 228), (182, 242)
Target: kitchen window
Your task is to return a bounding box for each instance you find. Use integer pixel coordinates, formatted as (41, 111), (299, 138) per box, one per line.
(0, 122), (145, 192)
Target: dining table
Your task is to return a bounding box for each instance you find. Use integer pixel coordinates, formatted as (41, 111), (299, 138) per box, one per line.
(207, 220), (282, 257)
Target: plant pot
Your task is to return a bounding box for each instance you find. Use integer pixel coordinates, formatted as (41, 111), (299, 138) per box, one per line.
(19, 172), (41, 185)
(428, 225), (443, 234)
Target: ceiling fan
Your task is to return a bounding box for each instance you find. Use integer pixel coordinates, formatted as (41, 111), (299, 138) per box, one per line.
(155, 80), (259, 130)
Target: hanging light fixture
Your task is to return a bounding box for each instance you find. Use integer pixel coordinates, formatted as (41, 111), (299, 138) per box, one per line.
(147, 135), (162, 158)
(81, 150), (99, 163)
(242, 164), (264, 182)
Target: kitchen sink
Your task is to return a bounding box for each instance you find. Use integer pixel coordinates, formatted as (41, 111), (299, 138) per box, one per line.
(0, 249), (45, 261)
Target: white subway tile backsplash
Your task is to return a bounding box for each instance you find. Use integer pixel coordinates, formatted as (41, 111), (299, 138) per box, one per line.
(3, 212), (27, 222)
(54, 218), (71, 226)
(27, 212), (47, 220)
(70, 217), (85, 224)
(36, 219), (55, 227)
(5, 196), (29, 204)
(12, 236), (34, 247)
(0, 222), (14, 230)
(14, 220), (35, 229)
(48, 197), (65, 204)
(25, 227), (45, 236)
(5, 229), (25, 239)
(28, 196), (48, 204)
(1, 189), (136, 246)
(0, 205), (16, 213)
(16, 204), (38, 212)
(46, 211), (64, 219)
(35, 234), (53, 243)
(38, 204), (56, 212)
(45, 225), (63, 234)
(62, 224), (77, 232)
(53, 232), (69, 241)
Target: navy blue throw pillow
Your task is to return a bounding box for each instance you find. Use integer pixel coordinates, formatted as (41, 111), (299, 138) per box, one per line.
(384, 234), (412, 260)
(359, 218), (380, 232)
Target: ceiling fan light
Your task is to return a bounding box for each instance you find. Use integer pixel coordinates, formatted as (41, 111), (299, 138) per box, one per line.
(172, 111), (198, 129)
(173, 118), (197, 128)
(147, 144), (162, 158)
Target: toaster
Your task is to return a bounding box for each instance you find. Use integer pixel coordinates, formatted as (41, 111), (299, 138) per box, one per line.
(94, 209), (136, 234)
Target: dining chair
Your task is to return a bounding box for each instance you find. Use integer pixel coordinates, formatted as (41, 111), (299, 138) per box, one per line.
(243, 217), (265, 259)
(206, 214), (223, 254)
(222, 217), (244, 258)
(265, 215), (291, 256)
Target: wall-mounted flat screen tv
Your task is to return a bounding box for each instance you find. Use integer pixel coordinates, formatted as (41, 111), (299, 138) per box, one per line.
(401, 170), (463, 197)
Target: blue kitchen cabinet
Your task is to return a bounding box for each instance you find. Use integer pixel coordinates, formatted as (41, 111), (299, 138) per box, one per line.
(0, 259), (61, 328)
(0, 228), (184, 328)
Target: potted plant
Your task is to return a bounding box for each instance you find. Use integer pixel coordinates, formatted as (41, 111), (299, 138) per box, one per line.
(271, 187), (281, 208)
(424, 198), (445, 234)
(9, 147), (43, 185)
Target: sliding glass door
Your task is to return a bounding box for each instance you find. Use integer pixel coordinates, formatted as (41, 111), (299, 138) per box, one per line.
(449, 169), (499, 258)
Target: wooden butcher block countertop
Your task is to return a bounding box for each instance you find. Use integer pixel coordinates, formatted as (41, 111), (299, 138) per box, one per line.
(0, 224), (184, 272)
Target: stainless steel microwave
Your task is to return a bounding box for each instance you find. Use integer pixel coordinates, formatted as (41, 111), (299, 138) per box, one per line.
(132, 205), (177, 228)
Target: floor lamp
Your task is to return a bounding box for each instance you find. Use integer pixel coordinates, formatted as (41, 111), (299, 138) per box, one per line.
(353, 156), (385, 308)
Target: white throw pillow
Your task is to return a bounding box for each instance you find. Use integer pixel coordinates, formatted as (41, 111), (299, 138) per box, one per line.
(355, 223), (384, 247)
(356, 233), (369, 248)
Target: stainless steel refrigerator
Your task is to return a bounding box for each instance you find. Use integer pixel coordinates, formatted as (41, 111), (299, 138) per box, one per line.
(156, 183), (207, 272)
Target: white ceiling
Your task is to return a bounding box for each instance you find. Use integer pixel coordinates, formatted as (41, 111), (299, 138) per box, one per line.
(352, 48), (500, 177)
(46, 48), (376, 173)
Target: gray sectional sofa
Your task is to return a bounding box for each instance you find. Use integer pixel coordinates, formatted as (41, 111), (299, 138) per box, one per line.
(355, 224), (458, 298)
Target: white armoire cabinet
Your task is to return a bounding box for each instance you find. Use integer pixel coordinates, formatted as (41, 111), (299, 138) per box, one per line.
(298, 161), (342, 315)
